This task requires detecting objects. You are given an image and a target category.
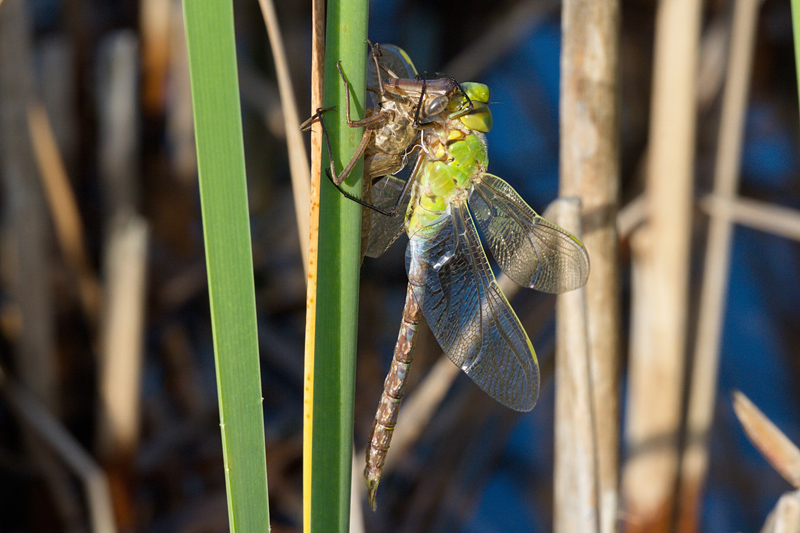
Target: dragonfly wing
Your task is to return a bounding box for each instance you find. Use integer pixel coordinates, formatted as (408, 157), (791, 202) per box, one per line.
(469, 173), (590, 293)
(365, 175), (411, 258)
(367, 44), (418, 109)
(405, 202), (539, 411)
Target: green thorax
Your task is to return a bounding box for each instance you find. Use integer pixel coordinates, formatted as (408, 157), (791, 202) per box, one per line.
(404, 81), (494, 237)
(406, 125), (489, 236)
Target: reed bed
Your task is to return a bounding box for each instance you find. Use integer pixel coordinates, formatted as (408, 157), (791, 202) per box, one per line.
(0, 0), (797, 531)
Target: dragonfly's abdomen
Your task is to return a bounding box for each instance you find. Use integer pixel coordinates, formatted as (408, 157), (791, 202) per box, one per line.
(364, 283), (422, 510)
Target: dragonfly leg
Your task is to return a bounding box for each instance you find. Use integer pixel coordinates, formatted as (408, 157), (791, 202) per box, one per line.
(334, 128), (372, 186)
(313, 109), (401, 216)
(367, 40), (388, 100)
(314, 106), (373, 185)
(299, 106), (335, 132)
(336, 61), (385, 129)
(411, 73), (428, 128)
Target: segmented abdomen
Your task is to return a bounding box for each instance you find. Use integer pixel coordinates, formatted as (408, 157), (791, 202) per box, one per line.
(364, 282), (421, 509)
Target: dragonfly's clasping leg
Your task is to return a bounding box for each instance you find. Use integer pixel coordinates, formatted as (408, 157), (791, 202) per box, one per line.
(313, 105), (374, 187)
(411, 72), (429, 129)
(300, 106), (336, 131)
(336, 61), (386, 129)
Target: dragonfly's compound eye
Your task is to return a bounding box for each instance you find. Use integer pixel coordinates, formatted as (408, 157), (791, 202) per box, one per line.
(425, 96), (449, 117)
(461, 82), (491, 104)
(460, 102), (493, 133)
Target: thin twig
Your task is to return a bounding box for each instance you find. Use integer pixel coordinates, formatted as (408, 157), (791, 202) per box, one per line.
(700, 194), (800, 242)
(733, 391), (800, 489)
(678, 0), (761, 528)
(27, 101), (101, 326)
(617, 194), (647, 239)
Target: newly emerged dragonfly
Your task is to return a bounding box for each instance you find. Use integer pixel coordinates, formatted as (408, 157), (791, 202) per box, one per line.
(319, 46), (590, 509)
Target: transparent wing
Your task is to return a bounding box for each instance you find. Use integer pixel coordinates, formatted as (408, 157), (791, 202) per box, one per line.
(469, 173), (590, 293)
(365, 175), (411, 258)
(405, 202), (539, 411)
(367, 44), (417, 109)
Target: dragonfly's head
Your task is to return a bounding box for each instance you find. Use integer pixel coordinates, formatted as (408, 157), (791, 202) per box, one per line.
(448, 82), (493, 133)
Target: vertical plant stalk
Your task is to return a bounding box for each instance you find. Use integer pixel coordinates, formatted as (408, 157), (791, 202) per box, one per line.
(97, 214), (149, 461)
(183, 0), (270, 530)
(302, 0), (325, 529)
(553, 198), (599, 533)
(305, 0), (368, 530)
(677, 0), (761, 529)
(622, 0), (701, 527)
(559, 0), (621, 529)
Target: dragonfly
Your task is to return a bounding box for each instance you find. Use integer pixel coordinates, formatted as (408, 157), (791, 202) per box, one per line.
(344, 68), (592, 510)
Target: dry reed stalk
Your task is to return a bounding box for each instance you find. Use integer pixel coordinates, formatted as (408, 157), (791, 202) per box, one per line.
(27, 101), (101, 325)
(0, 369), (118, 533)
(258, 0), (311, 274)
(622, 0), (701, 527)
(302, 0), (324, 528)
(733, 391), (800, 489)
(700, 195), (800, 243)
(677, 0), (761, 528)
(732, 392), (800, 533)
(760, 489), (800, 533)
(95, 214), (148, 529)
(553, 198), (599, 532)
(0, 0), (77, 525)
(559, 0), (621, 528)
(139, 0), (170, 114)
(94, 36), (146, 507)
(96, 214), (149, 459)
(97, 32), (140, 218)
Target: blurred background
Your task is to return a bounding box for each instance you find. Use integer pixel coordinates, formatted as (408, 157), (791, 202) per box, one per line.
(0, 0), (799, 531)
